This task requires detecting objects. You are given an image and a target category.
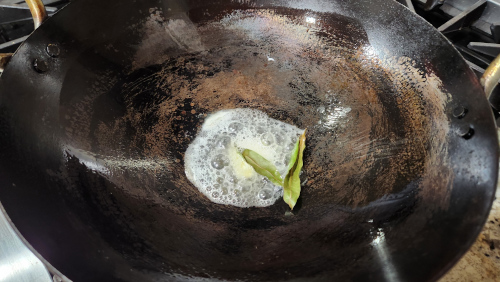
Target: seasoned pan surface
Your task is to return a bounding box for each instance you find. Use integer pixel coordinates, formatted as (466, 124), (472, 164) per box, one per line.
(0, 0), (497, 281)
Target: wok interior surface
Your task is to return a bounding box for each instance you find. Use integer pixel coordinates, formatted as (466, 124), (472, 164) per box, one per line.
(0, 0), (497, 281)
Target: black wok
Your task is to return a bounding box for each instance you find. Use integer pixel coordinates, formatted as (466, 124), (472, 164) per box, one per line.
(0, 0), (498, 281)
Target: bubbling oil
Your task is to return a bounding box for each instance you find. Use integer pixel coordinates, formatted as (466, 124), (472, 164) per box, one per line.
(184, 109), (304, 207)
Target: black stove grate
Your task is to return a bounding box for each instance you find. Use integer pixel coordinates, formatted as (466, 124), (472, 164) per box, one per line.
(0, 0), (69, 52)
(397, 0), (500, 74)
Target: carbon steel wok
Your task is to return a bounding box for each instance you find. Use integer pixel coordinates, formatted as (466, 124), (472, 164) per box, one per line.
(0, 0), (498, 281)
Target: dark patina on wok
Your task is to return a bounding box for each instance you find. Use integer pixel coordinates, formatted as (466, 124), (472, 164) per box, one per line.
(0, 0), (498, 281)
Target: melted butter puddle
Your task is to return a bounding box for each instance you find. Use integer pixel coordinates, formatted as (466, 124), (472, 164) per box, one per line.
(184, 108), (304, 207)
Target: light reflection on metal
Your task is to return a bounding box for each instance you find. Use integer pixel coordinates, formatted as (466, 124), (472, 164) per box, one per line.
(0, 203), (52, 282)
(325, 107), (351, 127)
(63, 145), (174, 176)
(63, 146), (110, 175)
(371, 228), (400, 282)
(306, 16), (316, 24)
(318, 105), (351, 128)
(362, 45), (377, 60)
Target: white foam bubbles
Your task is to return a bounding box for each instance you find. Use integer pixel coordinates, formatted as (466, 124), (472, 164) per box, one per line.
(184, 108), (304, 208)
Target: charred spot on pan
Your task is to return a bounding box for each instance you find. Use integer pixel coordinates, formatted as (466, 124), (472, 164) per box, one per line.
(210, 235), (243, 255)
(237, 217), (288, 230)
(172, 102), (206, 140)
(119, 65), (171, 106)
(288, 78), (321, 106)
(268, 109), (294, 121)
(299, 46), (330, 66)
(88, 88), (128, 130)
(187, 5), (238, 24)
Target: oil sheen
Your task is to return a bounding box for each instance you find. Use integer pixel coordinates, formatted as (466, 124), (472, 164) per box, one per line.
(184, 109), (304, 207)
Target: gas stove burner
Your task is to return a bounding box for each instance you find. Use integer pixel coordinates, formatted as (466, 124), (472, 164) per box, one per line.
(396, 0), (500, 75)
(0, 0), (68, 53)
